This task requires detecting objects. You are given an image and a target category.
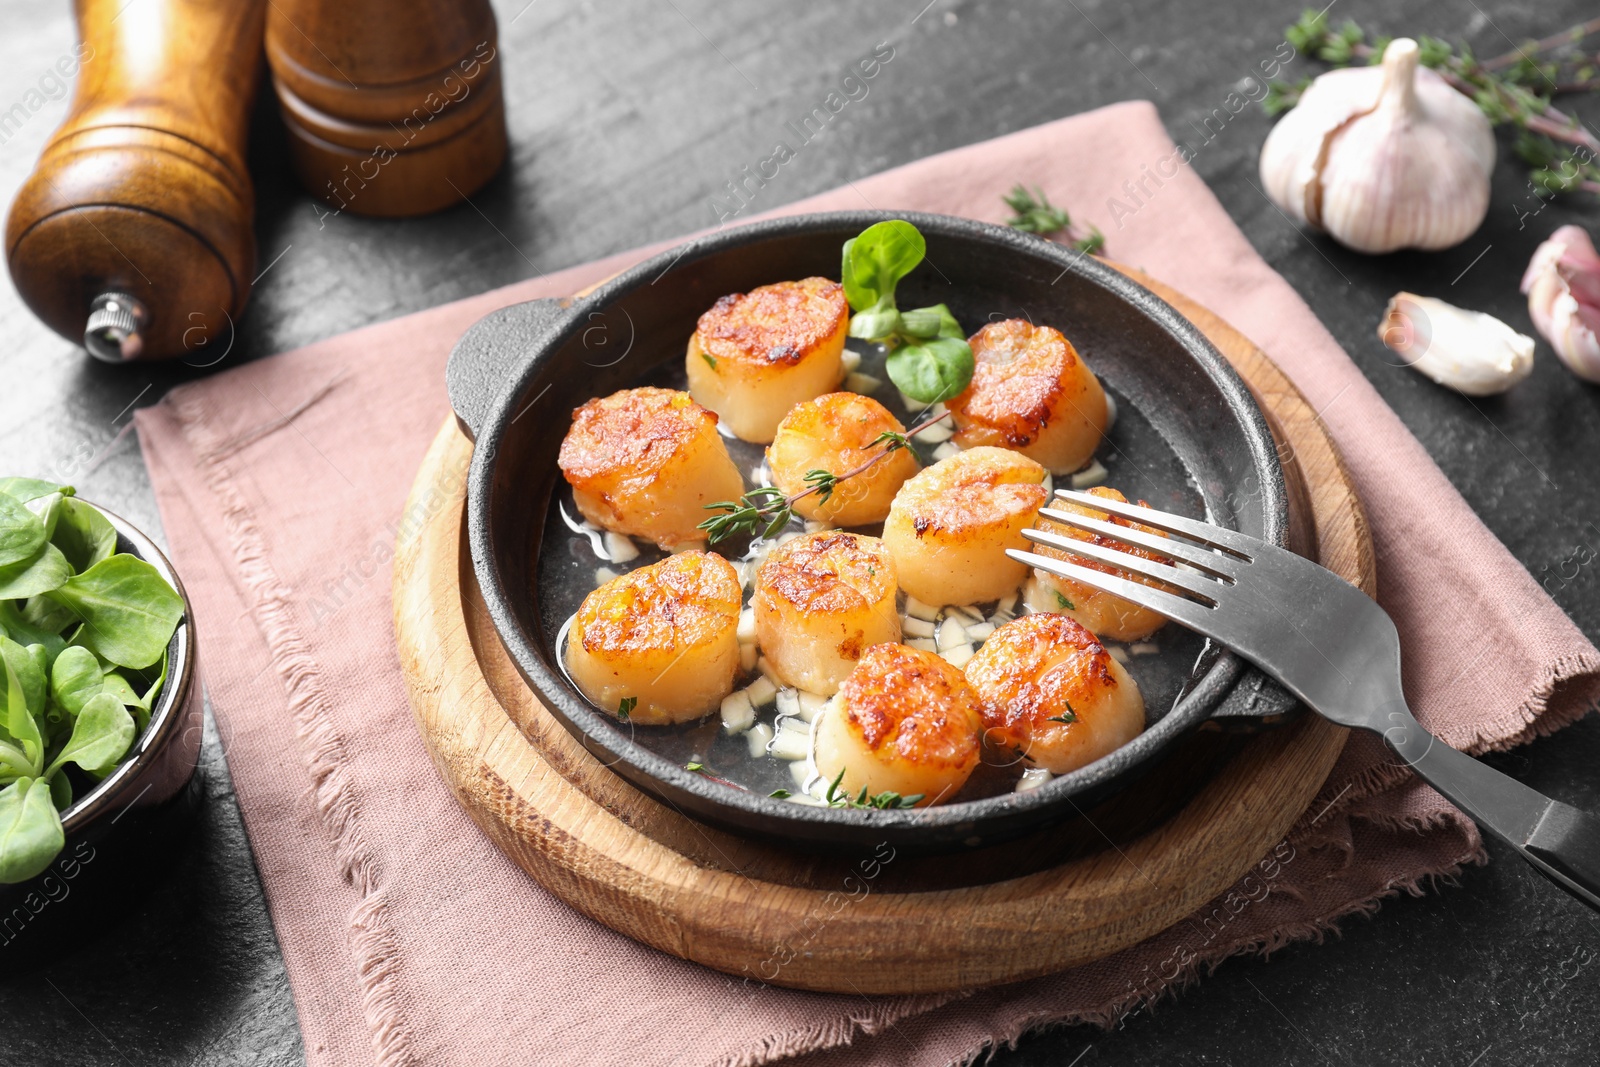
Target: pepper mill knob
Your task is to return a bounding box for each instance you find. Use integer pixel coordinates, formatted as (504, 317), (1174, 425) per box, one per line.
(83, 292), (149, 363)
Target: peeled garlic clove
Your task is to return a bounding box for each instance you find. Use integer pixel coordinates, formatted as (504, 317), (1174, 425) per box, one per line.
(1521, 225), (1600, 384)
(1379, 293), (1534, 396)
(1259, 38), (1494, 254)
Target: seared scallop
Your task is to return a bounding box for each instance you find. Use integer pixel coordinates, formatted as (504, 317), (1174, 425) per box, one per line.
(685, 277), (849, 442)
(948, 319), (1108, 475)
(558, 387), (745, 550)
(964, 612), (1145, 775)
(1023, 486), (1171, 642)
(753, 531), (899, 695)
(881, 446), (1047, 606)
(813, 643), (983, 806)
(766, 393), (920, 526)
(565, 551), (742, 725)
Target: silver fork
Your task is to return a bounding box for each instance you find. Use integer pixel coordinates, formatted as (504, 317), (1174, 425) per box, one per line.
(1011, 488), (1600, 913)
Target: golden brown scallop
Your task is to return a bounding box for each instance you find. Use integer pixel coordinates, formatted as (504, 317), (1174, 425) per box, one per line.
(557, 387), (745, 550)
(881, 446), (1048, 606)
(766, 392), (920, 526)
(1023, 485), (1171, 642)
(812, 643), (983, 806)
(753, 531), (900, 695)
(948, 319), (1108, 474)
(685, 277), (849, 442)
(964, 612), (1145, 775)
(565, 551), (742, 725)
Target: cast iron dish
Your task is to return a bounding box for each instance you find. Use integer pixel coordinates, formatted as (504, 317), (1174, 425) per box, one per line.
(1, 504), (202, 953)
(446, 210), (1294, 852)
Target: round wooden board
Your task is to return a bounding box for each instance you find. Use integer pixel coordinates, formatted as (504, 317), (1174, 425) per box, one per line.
(393, 273), (1375, 995)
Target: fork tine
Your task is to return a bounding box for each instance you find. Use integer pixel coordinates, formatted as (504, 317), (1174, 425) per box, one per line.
(1036, 507), (1241, 579)
(1051, 489), (1258, 558)
(1007, 550), (1223, 635)
(1020, 528), (1223, 602)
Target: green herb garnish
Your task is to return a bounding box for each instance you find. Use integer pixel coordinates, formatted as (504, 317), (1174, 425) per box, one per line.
(841, 220), (976, 405)
(769, 788), (792, 799)
(1054, 590), (1075, 611)
(820, 766), (923, 809)
(617, 696), (636, 721)
(685, 762), (706, 773)
(1046, 700), (1079, 725)
(698, 407), (951, 544)
(701, 351), (717, 370)
(0, 479), (183, 884)
(1002, 184), (1106, 254)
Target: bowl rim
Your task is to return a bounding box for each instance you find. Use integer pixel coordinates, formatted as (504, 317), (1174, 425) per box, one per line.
(54, 501), (196, 836)
(466, 209), (1288, 840)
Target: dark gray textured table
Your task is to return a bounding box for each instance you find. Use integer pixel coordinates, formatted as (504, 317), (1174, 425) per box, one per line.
(3, 0), (1599, 1063)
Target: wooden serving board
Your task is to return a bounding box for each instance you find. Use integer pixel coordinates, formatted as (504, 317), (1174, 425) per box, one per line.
(393, 274), (1374, 995)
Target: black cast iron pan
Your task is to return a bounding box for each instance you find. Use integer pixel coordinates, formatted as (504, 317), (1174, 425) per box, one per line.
(445, 210), (1298, 852)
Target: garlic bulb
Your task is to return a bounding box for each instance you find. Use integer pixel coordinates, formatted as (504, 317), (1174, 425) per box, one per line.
(1521, 225), (1600, 383)
(1378, 293), (1533, 396)
(1260, 38), (1494, 254)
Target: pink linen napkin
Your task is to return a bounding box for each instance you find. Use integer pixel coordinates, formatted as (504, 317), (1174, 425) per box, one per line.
(134, 101), (1600, 1067)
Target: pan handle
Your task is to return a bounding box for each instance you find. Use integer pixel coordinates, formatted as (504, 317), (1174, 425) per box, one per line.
(445, 297), (572, 441)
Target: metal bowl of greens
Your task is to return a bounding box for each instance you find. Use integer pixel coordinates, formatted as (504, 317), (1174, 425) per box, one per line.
(0, 478), (200, 921)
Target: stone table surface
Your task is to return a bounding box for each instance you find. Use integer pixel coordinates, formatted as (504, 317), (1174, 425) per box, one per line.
(2, 0), (1599, 1064)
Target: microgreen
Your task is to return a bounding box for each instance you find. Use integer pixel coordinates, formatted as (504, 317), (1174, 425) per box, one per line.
(841, 221), (976, 405)
(0, 479), (183, 883)
(1268, 10), (1600, 198)
(685, 762), (706, 773)
(1002, 184), (1106, 254)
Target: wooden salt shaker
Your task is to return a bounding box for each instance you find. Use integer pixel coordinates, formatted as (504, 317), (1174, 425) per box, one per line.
(5, 0), (265, 362)
(265, 0), (508, 219)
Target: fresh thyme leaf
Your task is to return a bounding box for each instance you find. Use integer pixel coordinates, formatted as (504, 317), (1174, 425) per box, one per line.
(1002, 185), (1108, 254)
(617, 696), (636, 721)
(870, 430), (909, 452)
(1003, 184), (1072, 234)
(1054, 590), (1075, 610)
(1073, 227), (1106, 256)
(701, 351), (717, 370)
(819, 768), (923, 809)
(769, 788), (792, 799)
(803, 469), (839, 506)
(1262, 76), (1311, 116)
(1047, 701), (1079, 725)
(685, 762), (705, 773)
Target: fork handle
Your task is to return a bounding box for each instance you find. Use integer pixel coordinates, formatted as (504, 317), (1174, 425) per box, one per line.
(1386, 718), (1600, 913)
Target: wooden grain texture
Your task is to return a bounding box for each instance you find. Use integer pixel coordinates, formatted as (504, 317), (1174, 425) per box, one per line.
(393, 280), (1374, 995)
(266, 0), (507, 218)
(3, 0), (263, 360)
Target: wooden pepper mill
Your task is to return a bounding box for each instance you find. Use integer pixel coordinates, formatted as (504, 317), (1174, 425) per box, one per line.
(5, 0), (265, 362)
(266, 0), (507, 219)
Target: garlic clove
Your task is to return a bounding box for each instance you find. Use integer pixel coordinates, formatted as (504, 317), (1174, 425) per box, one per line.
(1259, 39), (1495, 254)
(1379, 292), (1534, 396)
(1521, 225), (1600, 384)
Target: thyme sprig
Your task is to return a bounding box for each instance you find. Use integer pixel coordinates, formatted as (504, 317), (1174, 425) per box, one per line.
(1267, 10), (1600, 197)
(697, 408), (950, 545)
(822, 766), (923, 810)
(1002, 184), (1106, 254)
